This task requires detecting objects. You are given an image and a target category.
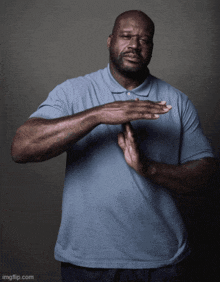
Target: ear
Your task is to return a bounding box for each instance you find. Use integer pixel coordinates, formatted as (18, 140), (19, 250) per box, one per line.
(107, 35), (112, 49)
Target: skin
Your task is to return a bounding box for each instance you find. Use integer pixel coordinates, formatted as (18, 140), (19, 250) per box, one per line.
(107, 10), (154, 90)
(118, 113), (218, 194)
(11, 10), (218, 193)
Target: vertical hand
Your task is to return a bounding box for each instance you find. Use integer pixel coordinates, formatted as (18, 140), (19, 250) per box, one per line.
(118, 122), (143, 173)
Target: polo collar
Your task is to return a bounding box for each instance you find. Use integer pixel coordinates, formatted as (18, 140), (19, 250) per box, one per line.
(105, 64), (152, 97)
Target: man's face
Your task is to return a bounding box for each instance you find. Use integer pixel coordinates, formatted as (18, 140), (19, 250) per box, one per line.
(107, 17), (154, 76)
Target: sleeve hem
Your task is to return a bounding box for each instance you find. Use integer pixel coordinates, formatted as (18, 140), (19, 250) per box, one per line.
(181, 151), (214, 164)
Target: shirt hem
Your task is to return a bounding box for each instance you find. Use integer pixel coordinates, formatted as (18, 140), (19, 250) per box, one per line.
(54, 247), (191, 269)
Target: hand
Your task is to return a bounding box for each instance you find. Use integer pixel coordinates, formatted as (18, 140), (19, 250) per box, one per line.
(118, 122), (144, 174)
(96, 99), (171, 125)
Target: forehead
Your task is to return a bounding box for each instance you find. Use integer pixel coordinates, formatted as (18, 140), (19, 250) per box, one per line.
(115, 17), (152, 35)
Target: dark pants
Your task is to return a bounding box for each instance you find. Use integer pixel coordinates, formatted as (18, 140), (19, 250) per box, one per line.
(61, 256), (195, 282)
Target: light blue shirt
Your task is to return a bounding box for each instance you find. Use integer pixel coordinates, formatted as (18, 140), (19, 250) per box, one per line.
(30, 65), (213, 268)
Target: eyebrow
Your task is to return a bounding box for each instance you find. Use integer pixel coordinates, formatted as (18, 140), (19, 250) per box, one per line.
(119, 30), (150, 36)
(119, 31), (150, 38)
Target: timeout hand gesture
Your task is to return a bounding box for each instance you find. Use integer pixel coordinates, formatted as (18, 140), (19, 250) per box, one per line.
(117, 98), (170, 175)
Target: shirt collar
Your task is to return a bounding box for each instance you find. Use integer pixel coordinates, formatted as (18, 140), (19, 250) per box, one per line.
(105, 64), (152, 97)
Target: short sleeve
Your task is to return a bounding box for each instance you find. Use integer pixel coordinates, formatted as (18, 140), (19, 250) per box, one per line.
(180, 98), (214, 163)
(29, 81), (71, 119)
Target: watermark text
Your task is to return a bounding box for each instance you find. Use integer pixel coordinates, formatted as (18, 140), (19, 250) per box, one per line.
(2, 274), (34, 281)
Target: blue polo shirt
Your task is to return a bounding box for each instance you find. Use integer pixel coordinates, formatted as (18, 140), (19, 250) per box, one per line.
(30, 65), (213, 269)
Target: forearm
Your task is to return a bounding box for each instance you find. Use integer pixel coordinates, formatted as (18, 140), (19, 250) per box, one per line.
(12, 99), (171, 163)
(139, 157), (218, 194)
(11, 107), (100, 163)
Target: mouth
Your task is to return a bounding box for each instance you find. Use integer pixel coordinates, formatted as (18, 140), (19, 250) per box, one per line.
(123, 53), (142, 63)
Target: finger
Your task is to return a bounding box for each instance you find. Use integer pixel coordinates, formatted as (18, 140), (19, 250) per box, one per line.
(124, 123), (137, 149)
(118, 132), (126, 151)
(135, 98), (168, 107)
(131, 100), (172, 113)
(125, 100), (172, 115)
(122, 122), (134, 139)
(149, 100), (166, 105)
(145, 101), (171, 110)
(124, 122), (134, 136)
(138, 106), (172, 117)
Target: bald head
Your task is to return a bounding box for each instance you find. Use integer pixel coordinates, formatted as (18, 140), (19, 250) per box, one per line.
(107, 10), (154, 82)
(112, 10), (155, 37)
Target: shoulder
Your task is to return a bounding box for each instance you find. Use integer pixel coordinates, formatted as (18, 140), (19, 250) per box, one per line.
(150, 75), (192, 112)
(150, 75), (188, 101)
(65, 67), (107, 91)
(149, 75), (200, 122)
(49, 67), (107, 102)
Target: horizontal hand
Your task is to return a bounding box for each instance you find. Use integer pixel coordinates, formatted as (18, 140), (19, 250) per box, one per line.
(97, 99), (172, 125)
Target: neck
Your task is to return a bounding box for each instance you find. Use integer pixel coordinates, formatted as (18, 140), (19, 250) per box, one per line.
(109, 62), (149, 90)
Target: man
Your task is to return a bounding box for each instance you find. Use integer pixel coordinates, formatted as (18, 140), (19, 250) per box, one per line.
(11, 10), (217, 282)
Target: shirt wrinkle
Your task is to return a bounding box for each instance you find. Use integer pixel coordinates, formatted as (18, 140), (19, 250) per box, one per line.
(29, 65), (214, 269)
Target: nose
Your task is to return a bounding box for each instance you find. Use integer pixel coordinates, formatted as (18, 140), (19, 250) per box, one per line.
(128, 36), (140, 49)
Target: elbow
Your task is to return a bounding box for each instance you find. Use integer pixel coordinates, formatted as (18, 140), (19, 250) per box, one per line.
(11, 140), (28, 163)
(11, 153), (27, 164)
(11, 130), (31, 163)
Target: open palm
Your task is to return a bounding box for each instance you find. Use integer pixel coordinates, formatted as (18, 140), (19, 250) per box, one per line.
(118, 122), (142, 173)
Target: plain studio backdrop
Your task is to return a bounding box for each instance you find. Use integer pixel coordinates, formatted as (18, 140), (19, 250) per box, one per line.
(1, 0), (220, 281)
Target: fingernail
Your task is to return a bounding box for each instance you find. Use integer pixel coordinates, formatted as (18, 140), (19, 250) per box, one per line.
(166, 105), (172, 109)
(154, 114), (160, 118)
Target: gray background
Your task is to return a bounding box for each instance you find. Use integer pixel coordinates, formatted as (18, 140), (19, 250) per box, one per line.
(1, 0), (220, 281)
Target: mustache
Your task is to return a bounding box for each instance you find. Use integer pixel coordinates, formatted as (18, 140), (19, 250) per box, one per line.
(121, 51), (142, 59)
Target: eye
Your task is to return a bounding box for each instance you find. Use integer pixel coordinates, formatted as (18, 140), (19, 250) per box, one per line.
(140, 39), (149, 44)
(121, 35), (131, 40)
(140, 38), (152, 45)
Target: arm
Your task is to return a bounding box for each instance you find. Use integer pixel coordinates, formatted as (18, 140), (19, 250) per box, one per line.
(144, 158), (218, 194)
(11, 100), (171, 163)
(11, 108), (98, 163)
(118, 122), (218, 194)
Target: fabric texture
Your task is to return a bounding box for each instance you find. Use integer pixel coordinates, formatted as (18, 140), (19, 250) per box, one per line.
(30, 65), (213, 269)
(61, 256), (195, 282)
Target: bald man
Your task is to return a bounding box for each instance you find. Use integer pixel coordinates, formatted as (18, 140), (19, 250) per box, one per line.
(11, 10), (217, 282)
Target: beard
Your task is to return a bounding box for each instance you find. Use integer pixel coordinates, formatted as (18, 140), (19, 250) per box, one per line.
(109, 49), (151, 79)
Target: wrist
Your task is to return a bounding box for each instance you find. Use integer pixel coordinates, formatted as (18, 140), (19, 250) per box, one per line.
(86, 107), (102, 127)
(147, 161), (157, 176)
(91, 106), (103, 125)
(138, 159), (157, 177)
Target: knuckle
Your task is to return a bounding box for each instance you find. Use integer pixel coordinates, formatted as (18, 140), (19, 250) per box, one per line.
(139, 112), (145, 118)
